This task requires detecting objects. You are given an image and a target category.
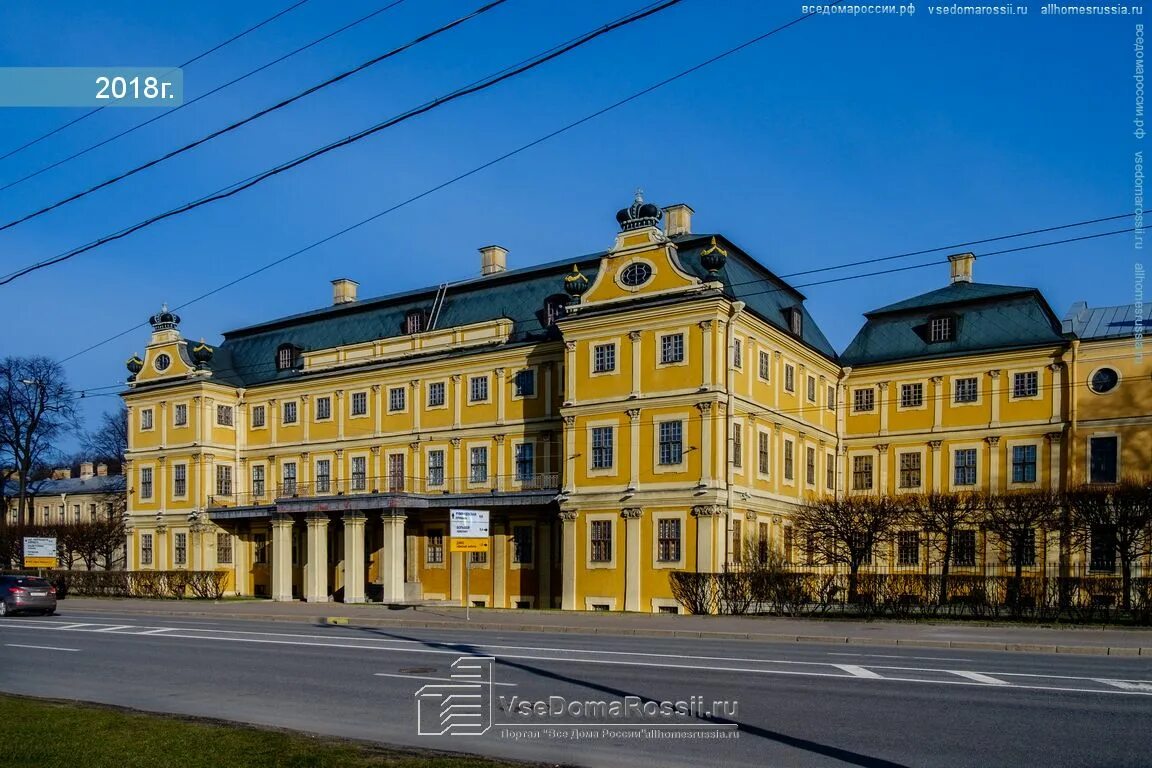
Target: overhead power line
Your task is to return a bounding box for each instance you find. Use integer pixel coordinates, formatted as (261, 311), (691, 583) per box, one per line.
(0, 0), (513, 236)
(0, 0), (687, 286)
(0, 0), (312, 164)
(0, 0), (410, 196)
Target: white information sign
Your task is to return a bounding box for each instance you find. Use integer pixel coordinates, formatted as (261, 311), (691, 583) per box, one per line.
(450, 509), (490, 538)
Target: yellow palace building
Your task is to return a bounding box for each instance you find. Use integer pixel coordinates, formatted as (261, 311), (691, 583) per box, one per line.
(120, 195), (1151, 610)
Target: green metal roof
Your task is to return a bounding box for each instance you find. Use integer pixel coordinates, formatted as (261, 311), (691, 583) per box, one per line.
(842, 281), (1065, 367)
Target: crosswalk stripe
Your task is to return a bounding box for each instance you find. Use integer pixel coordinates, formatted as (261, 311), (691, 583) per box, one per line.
(950, 670), (1009, 686)
(1096, 679), (1152, 692)
(833, 664), (884, 679)
(90, 625), (133, 632)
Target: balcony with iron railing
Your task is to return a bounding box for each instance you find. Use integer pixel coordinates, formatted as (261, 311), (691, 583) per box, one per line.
(207, 472), (560, 509)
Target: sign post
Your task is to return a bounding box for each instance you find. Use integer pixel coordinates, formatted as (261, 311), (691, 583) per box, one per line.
(449, 509), (489, 622)
(23, 537), (57, 571)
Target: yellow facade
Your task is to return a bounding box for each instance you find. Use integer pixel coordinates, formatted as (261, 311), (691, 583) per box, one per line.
(119, 198), (1152, 611)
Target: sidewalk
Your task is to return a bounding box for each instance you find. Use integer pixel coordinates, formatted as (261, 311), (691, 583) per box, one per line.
(54, 597), (1152, 656)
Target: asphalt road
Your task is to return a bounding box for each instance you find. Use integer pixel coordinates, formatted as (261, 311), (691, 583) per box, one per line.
(2, 609), (1151, 768)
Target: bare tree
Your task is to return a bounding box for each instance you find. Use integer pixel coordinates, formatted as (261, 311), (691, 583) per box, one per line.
(791, 495), (903, 603)
(1066, 479), (1152, 611)
(81, 405), (128, 470)
(984, 490), (1061, 609)
(0, 357), (79, 530)
(903, 491), (984, 605)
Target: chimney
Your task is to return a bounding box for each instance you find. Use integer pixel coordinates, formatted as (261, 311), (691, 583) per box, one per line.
(80, 462), (94, 480)
(331, 278), (358, 305)
(948, 252), (975, 284)
(479, 245), (508, 276)
(96, 463), (109, 477)
(52, 468), (71, 480)
(663, 203), (694, 237)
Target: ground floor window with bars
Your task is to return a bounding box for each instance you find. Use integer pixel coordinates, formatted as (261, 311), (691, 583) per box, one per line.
(590, 520), (612, 562)
(897, 530), (920, 566)
(426, 528), (444, 564)
(174, 532), (187, 566)
(217, 532), (233, 565)
(951, 529), (977, 567)
(1009, 528), (1036, 566)
(758, 521), (770, 564)
(140, 533), (153, 566)
(657, 518), (681, 562)
(512, 525), (533, 565)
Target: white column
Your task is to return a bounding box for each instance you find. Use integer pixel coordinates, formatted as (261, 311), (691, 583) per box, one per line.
(271, 515), (293, 602)
(694, 506), (717, 574)
(492, 518), (507, 609)
(1047, 432), (1062, 491)
(699, 321), (713, 389)
(989, 370), (1002, 428)
(304, 513), (329, 602)
(623, 508), (642, 612)
(878, 382), (890, 436)
(629, 331), (642, 399)
(495, 368), (507, 426)
(451, 374), (462, 428)
(697, 402), (712, 488)
(411, 379), (422, 433)
(931, 376), (944, 432)
(560, 510), (577, 611)
(563, 416), (577, 493)
(929, 441), (943, 492)
(627, 409), (641, 490)
(380, 511), (406, 603)
(1049, 363), (1063, 423)
(876, 444), (889, 494)
(986, 436), (1001, 494)
(343, 512), (366, 603)
(565, 342), (577, 405)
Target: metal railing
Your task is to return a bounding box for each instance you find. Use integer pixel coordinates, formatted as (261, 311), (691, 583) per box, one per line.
(208, 472), (559, 508)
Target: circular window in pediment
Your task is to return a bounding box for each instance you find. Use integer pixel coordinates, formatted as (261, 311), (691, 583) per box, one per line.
(154, 353), (171, 372)
(1089, 367), (1119, 394)
(619, 261), (654, 289)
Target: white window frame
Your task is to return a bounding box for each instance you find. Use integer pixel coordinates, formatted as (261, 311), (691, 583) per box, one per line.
(652, 511), (687, 569)
(1007, 439), (1042, 487)
(173, 402), (188, 427)
(388, 386), (407, 413)
(426, 381), (448, 409)
(468, 375), (490, 404)
(314, 395), (332, 421)
(586, 513), (616, 569)
(949, 443), (982, 490)
(140, 408), (154, 431)
(512, 367), (538, 400)
(951, 375), (982, 407)
(657, 330), (688, 368)
(349, 390), (370, 418)
(852, 387), (876, 413)
(587, 420), (618, 477)
(590, 341), (618, 376)
(1009, 368), (1042, 401)
(898, 380), (927, 411)
(250, 404), (267, 429)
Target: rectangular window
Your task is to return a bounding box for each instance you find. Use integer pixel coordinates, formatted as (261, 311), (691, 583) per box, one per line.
(217, 532), (233, 565)
(955, 377), (978, 403)
(173, 403), (188, 426)
(470, 550), (487, 565)
(387, 454), (404, 492)
(784, 440), (795, 481)
(405, 310), (424, 335)
(758, 522), (770, 564)
(141, 408), (154, 430)
(426, 529), (444, 564)
(1011, 529), (1036, 567)
(784, 364), (795, 392)
(853, 388), (875, 412)
(731, 424), (743, 469)
(758, 350), (771, 380)
(315, 460), (331, 493)
(514, 369), (536, 397)
(351, 457), (366, 491)
(512, 525), (534, 565)
(1011, 445), (1037, 484)
(731, 519), (743, 564)
(1013, 371), (1039, 398)
(216, 404), (233, 426)
(140, 467), (154, 500)
(315, 396), (331, 420)
(351, 391), (368, 416)
(758, 432), (770, 475)
(658, 421), (683, 465)
(657, 518), (681, 562)
(951, 530), (977, 567)
(73, 504), (80, 524)
(281, 462), (297, 495)
(282, 401), (297, 424)
(174, 532), (187, 566)
(807, 376), (817, 403)
(470, 447), (488, 483)
(592, 427), (614, 469)
(660, 333), (684, 364)
(593, 343), (616, 373)
(515, 443), (534, 481)
(900, 383), (924, 408)
(852, 455), (874, 491)
(930, 316), (953, 342)
(87, 503), (96, 522)
(469, 376), (488, 403)
(427, 450), (445, 486)
(140, 533), (153, 566)
(254, 534), (268, 565)
(954, 448), (977, 486)
(1089, 436), (1119, 484)
(1090, 524), (1117, 571)
(826, 451), (836, 490)
(388, 386), (406, 412)
(173, 464), (187, 497)
(732, 338), (743, 368)
(426, 382), (445, 408)
(805, 446), (816, 485)
(251, 405), (266, 427)
(897, 531), (920, 566)
(827, 385), (836, 411)
(899, 452), (921, 489)
(783, 526), (795, 564)
(590, 520), (612, 562)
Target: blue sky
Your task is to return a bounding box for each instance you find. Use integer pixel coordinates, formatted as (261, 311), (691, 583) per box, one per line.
(0, 1), (1139, 440)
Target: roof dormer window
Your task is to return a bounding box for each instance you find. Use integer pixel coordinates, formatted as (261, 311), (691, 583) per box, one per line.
(276, 344), (298, 371)
(929, 316), (954, 343)
(405, 309), (426, 335)
(544, 295), (568, 326)
(787, 307), (803, 337)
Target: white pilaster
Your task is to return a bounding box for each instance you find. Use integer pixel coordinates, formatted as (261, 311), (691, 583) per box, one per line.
(343, 512), (366, 603)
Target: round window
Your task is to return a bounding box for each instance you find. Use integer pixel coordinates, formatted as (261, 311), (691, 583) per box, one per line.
(1089, 367), (1119, 394)
(154, 353), (171, 372)
(620, 261), (653, 288)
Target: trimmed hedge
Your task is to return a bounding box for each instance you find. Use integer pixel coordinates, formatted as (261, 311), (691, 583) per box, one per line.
(1, 570), (228, 600)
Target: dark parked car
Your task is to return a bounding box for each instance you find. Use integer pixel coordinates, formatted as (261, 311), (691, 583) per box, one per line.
(0, 575), (57, 616)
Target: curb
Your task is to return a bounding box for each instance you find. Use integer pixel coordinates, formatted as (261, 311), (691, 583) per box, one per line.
(57, 604), (1152, 656)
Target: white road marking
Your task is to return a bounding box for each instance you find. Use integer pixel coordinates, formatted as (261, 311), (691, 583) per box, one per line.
(54, 623), (94, 630)
(828, 653), (974, 662)
(374, 672), (516, 686)
(5, 643), (79, 652)
(91, 625), (133, 632)
(950, 670), (1009, 686)
(1097, 679), (1152, 692)
(137, 628), (176, 635)
(834, 664), (884, 679)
